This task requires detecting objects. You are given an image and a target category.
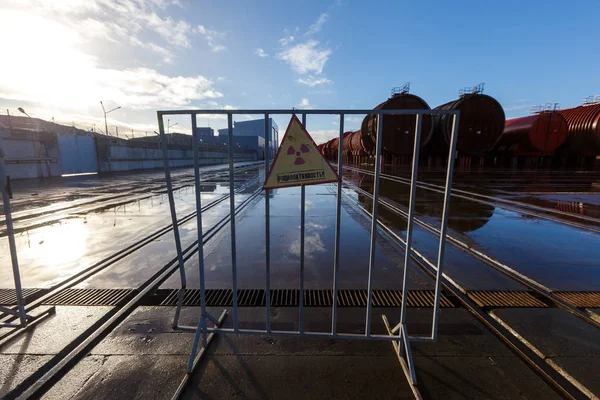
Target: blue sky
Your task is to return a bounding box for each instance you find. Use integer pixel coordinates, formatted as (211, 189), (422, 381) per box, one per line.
(0, 0), (599, 144)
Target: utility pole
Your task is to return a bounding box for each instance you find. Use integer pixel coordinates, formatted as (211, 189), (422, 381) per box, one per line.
(6, 109), (12, 134)
(100, 101), (121, 137)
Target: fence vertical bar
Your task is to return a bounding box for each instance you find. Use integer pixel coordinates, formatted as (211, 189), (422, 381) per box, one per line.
(227, 113), (238, 332)
(399, 114), (423, 334)
(299, 113), (306, 333)
(192, 113), (208, 346)
(264, 113), (271, 333)
(365, 114), (383, 336)
(431, 112), (459, 340)
(186, 113), (208, 373)
(158, 113), (187, 328)
(332, 114), (344, 334)
(0, 152), (27, 326)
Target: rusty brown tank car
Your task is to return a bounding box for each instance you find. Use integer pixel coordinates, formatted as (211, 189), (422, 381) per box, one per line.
(433, 93), (506, 154)
(558, 103), (600, 155)
(496, 112), (568, 154)
(361, 93), (434, 155)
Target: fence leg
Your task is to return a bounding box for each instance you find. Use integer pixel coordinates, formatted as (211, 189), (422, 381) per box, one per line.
(0, 150), (28, 327)
(382, 314), (422, 399)
(173, 309), (228, 400)
(157, 114), (187, 329)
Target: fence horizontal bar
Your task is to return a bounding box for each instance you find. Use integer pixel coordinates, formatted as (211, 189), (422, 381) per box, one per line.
(200, 326), (433, 342)
(157, 109), (459, 116)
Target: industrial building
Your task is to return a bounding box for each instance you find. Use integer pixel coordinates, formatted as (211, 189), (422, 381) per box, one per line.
(211, 117), (279, 159)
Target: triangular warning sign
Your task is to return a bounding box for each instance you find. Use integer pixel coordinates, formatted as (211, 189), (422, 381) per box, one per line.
(263, 115), (338, 190)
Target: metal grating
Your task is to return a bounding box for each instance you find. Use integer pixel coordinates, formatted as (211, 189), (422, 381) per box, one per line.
(159, 289), (454, 308)
(553, 291), (600, 308)
(0, 288), (44, 305)
(41, 289), (135, 306)
(467, 291), (547, 308)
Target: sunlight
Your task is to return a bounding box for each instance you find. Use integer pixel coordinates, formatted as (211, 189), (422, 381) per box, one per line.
(20, 219), (89, 271)
(0, 9), (98, 110)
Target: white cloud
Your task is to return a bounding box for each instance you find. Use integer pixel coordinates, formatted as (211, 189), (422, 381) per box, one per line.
(0, 10), (222, 111)
(305, 13), (328, 35)
(255, 48), (269, 58)
(504, 104), (533, 112)
(309, 129), (338, 144)
(196, 24), (226, 52)
(142, 12), (192, 48)
(279, 35), (295, 46)
(1, 0), (193, 64)
(278, 40), (332, 75)
(298, 98), (313, 109)
(346, 116), (363, 124)
(297, 75), (333, 86)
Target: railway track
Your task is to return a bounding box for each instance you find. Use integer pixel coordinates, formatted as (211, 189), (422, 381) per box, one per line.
(0, 167), (262, 328)
(340, 187), (594, 400)
(0, 180), (264, 399)
(343, 177), (600, 329)
(343, 165), (600, 233)
(0, 162), (263, 236)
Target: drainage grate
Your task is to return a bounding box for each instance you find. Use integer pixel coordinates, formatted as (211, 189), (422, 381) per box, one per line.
(42, 289), (135, 306)
(158, 289), (453, 308)
(0, 288), (44, 305)
(467, 291), (547, 308)
(553, 291), (600, 308)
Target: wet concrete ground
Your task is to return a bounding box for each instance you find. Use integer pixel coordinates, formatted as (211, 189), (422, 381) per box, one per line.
(1, 305), (575, 399)
(1, 165), (600, 398)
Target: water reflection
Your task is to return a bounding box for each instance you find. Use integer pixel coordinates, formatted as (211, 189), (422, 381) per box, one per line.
(288, 222), (327, 260)
(354, 174), (494, 233)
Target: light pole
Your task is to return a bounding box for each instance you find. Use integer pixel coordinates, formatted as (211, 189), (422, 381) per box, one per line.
(17, 107), (31, 118)
(17, 107), (46, 177)
(100, 101), (121, 137)
(167, 120), (178, 144)
(167, 119), (178, 134)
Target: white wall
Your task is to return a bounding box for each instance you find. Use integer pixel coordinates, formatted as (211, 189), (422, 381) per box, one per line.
(0, 130), (61, 179)
(99, 143), (256, 172)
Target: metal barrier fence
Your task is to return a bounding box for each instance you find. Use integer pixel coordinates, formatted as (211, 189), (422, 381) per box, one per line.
(0, 149), (33, 328)
(157, 108), (459, 398)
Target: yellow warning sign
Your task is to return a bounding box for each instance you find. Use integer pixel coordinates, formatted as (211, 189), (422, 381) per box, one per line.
(263, 115), (338, 189)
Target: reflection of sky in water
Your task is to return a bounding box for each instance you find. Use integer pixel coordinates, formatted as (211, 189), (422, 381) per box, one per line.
(288, 222), (328, 260)
(0, 185), (230, 288)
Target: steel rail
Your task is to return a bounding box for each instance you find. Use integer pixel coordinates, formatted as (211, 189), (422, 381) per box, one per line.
(344, 180), (600, 331)
(0, 162), (263, 236)
(0, 167), (262, 329)
(341, 189), (590, 400)
(343, 165), (600, 232)
(5, 184), (264, 400)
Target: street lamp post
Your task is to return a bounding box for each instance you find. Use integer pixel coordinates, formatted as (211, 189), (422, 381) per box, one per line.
(100, 101), (121, 137)
(167, 120), (178, 145)
(167, 119), (178, 134)
(17, 107), (46, 177)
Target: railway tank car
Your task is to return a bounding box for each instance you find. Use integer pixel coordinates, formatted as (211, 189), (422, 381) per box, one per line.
(319, 87), (434, 158)
(430, 92), (506, 155)
(557, 102), (600, 155)
(360, 91), (434, 155)
(495, 111), (568, 154)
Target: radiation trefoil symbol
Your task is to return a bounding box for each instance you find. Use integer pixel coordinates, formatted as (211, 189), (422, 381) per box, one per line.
(287, 143), (310, 165)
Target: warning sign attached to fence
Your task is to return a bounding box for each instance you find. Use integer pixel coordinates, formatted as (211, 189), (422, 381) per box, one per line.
(263, 115), (338, 190)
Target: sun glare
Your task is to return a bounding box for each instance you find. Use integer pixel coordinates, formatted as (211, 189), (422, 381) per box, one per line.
(0, 9), (97, 110)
